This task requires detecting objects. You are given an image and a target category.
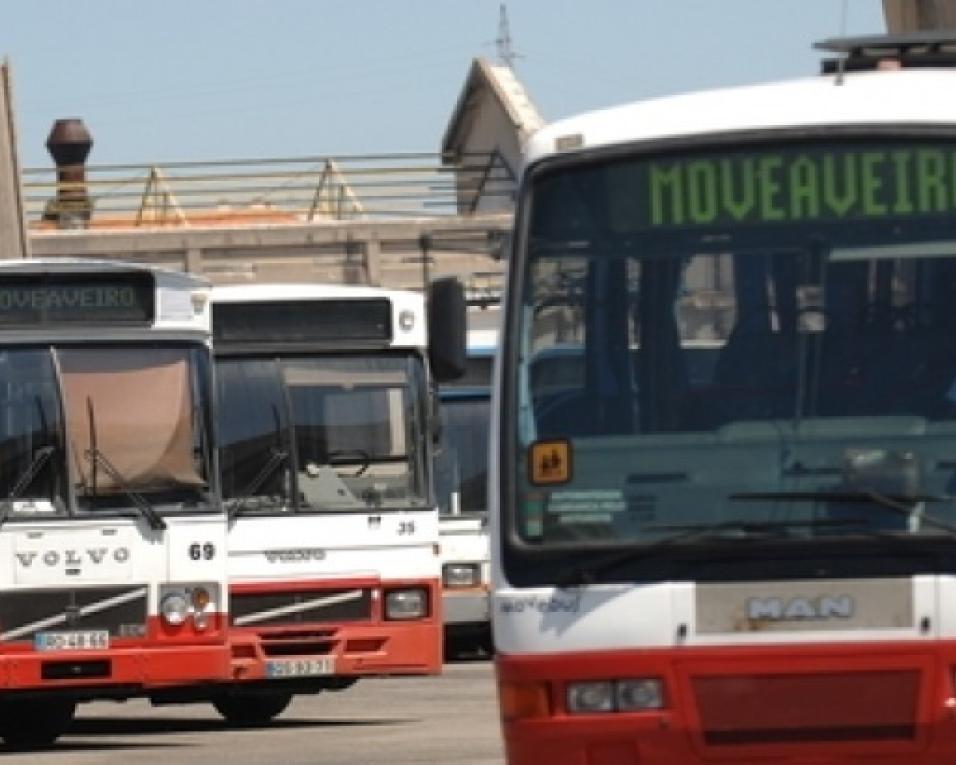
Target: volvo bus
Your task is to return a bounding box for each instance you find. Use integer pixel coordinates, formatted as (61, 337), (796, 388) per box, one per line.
(206, 280), (463, 724)
(493, 32), (956, 765)
(0, 259), (228, 747)
(437, 327), (496, 654)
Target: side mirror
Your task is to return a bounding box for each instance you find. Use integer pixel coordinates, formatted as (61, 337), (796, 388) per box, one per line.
(427, 277), (466, 382)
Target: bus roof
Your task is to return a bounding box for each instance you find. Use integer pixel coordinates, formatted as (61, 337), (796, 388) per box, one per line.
(0, 257), (209, 289)
(210, 282), (427, 350)
(211, 282), (422, 306)
(524, 68), (956, 166)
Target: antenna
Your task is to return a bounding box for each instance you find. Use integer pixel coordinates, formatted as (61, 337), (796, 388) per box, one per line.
(835, 0), (849, 85)
(495, 4), (521, 69)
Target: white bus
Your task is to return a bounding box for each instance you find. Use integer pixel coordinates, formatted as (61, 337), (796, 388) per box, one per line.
(436, 327), (496, 653)
(205, 280), (463, 724)
(492, 32), (956, 765)
(0, 259), (228, 747)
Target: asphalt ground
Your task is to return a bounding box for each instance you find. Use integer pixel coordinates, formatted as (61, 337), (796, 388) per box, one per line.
(6, 659), (504, 765)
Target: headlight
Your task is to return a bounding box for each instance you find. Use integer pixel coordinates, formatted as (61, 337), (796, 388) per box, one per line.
(567, 681), (614, 713)
(160, 592), (189, 626)
(443, 562), (480, 589)
(385, 588), (428, 620)
(615, 679), (664, 711)
(567, 678), (665, 714)
(160, 584), (217, 628)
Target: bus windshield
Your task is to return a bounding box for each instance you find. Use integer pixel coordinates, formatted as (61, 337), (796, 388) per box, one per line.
(436, 394), (491, 517)
(509, 137), (956, 555)
(0, 344), (213, 518)
(219, 353), (430, 512)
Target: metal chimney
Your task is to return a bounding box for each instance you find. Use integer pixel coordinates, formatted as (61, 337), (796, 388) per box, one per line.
(43, 118), (93, 228)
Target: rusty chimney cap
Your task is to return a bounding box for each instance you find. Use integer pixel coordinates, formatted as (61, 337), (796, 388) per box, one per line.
(46, 118), (93, 167)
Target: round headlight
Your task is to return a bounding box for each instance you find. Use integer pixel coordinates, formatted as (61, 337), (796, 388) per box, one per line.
(160, 592), (189, 626)
(191, 586), (211, 612)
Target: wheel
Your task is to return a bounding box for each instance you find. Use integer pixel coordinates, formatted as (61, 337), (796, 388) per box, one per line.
(213, 691), (293, 727)
(0, 699), (75, 749)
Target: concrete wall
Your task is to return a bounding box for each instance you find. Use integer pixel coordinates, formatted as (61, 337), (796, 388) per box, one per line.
(29, 214), (512, 293)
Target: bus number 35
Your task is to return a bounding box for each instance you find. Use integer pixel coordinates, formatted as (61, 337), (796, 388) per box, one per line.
(397, 521), (416, 535)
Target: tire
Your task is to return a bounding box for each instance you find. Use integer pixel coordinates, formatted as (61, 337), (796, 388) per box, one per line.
(0, 699), (76, 749)
(213, 691), (293, 727)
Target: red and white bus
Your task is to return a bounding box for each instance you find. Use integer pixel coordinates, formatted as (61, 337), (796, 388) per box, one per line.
(492, 33), (956, 764)
(0, 259), (228, 747)
(437, 327), (497, 654)
(200, 280), (463, 725)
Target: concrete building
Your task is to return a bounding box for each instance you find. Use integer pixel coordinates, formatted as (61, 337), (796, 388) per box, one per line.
(22, 57), (546, 301)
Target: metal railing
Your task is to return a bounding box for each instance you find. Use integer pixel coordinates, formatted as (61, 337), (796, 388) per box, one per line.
(23, 150), (516, 229)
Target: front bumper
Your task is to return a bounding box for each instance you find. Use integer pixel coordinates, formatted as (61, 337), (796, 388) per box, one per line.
(497, 640), (956, 765)
(225, 577), (443, 686)
(0, 640), (230, 701)
(443, 586), (490, 627)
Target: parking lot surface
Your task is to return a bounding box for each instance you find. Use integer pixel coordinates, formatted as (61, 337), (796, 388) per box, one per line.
(7, 660), (503, 765)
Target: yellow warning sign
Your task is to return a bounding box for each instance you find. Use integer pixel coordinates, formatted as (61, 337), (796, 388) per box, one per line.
(529, 440), (572, 486)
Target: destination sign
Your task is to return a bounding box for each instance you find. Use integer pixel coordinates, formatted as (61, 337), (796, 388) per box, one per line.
(0, 272), (154, 327)
(601, 142), (956, 231)
(214, 299), (392, 345)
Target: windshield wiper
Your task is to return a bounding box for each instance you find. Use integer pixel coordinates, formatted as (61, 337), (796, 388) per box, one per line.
(228, 403), (296, 518)
(83, 398), (166, 532)
(0, 445), (57, 529)
(557, 517), (864, 588)
(83, 448), (166, 531)
(227, 448), (290, 518)
(730, 490), (956, 535)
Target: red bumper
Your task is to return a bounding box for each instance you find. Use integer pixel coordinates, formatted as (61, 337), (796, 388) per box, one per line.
(497, 641), (956, 765)
(0, 615), (230, 697)
(227, 577), (442, 682)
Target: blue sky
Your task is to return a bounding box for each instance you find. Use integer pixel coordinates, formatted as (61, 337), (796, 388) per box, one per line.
(2, 1), (886, 167)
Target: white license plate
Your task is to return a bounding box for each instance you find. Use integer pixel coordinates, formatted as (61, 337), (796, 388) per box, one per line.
(266, 657), (335, 679)
(34, 630), (109, 652)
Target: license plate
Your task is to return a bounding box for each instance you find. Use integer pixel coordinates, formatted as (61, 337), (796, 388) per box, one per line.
(266, 657), (335, 678)
(34, 630), (109, 652)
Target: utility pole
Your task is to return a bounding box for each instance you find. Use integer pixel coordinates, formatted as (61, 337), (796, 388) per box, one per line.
(495, 4), (521, 69)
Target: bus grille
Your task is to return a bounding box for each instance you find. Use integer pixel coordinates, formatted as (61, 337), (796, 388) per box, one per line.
(692, 670), (920, 745)
(231, 588), (372, 628)
(0, 586), (148, 643)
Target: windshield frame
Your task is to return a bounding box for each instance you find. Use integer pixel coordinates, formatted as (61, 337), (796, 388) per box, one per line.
(217, 349), (433, 516)
(499, 124), (956, 586)
(0, 340), (219, 523)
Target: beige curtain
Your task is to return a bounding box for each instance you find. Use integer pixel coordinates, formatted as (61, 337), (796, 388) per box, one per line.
(58, 348), (204, 493)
